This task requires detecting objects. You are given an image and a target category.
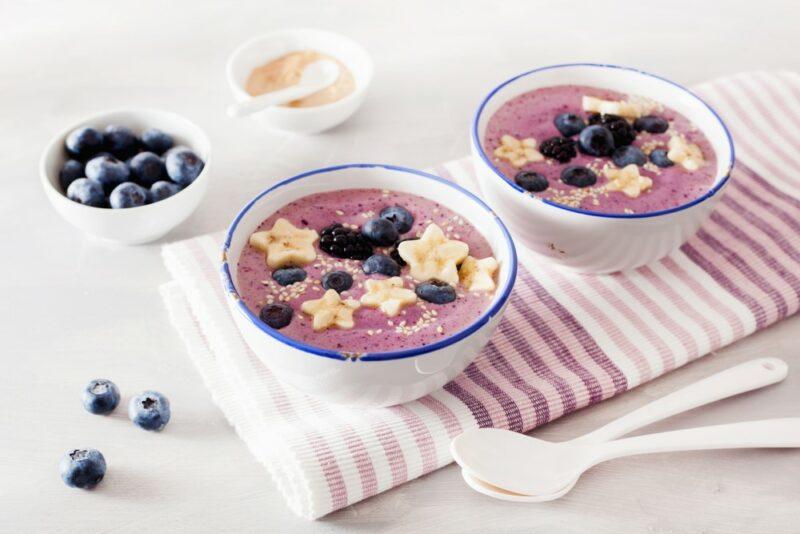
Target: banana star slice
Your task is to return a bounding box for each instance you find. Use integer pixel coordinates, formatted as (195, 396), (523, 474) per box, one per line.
(359, 277), (417, 317)
(300, 289), (361, 331)
(582, 95), (652, 119)
(494, 134), (543, 168)
(603, 164), (653, 198)
(667, 134), (705, 171)
(398, 224), (469, 286)
(250, 218), (319, 269)
(459, 256), (499, 292)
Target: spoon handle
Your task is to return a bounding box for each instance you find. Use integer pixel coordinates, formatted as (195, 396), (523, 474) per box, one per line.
(576, 358), (787, 444)
(595, 418), (800, 463)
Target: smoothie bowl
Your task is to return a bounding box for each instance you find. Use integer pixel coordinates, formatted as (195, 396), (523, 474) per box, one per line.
(222, 164), (517, 407)
(472, 63), (734, 273)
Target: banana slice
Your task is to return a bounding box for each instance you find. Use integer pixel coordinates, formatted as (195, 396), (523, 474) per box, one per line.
(250, 218), (318, 269)
(604, 164), (653, 198)
(667, 134), (705, 171)
(582, 95), (650, 119)
(494, 134), (543, 168)
(359, 277), (417, 317)
(398, 224), (469, 286)
(300, 289), (361, 331)
(459, 256), (499, 292)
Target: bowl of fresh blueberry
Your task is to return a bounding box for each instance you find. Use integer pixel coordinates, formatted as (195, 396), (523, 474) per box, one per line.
(41, 108), (211, 245)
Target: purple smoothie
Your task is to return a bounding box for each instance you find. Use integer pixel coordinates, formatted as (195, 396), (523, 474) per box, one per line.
(483, 85), (717, 214)
(236, 188), (496, 354)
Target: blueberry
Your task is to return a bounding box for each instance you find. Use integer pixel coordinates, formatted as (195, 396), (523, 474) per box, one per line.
(67, 178), (106, 207)
(82, 379), (120, 415)
(129, 391), (171, 431)
(272, 266), (307, 286)
(60, 449), (106, 489)
(578, 125), (615, 156)
(59, 159), (85, 192)
(560, 166), (597, 188)
(415, 280), (456, 304)
(612, 145), (647, 167)
(379, 205), (414, 233)
(650, 149), (674, 168)
(362, 218), (399, 246)
(259, 303), (293, 329)
(140, 128), (174, 155)
(65, 127), (104, 160)
(514, 171), (549, 192)
(109, 182), (148, 209)
(128, 151), (165, 187)
(634, 115), (669, 134)
(321, 270), (353, 293)
(104, 125), (138, 160)
(554, 113), (586, 137)
(390, 237), (418, 266)
(85, 155), (130, 194)
(165, 147), (204, 186)
(149, 180), (182, 202)
(362, 254), (401, 276)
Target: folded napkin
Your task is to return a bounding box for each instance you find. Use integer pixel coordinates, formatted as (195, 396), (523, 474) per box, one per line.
(161, 71), (800, 519)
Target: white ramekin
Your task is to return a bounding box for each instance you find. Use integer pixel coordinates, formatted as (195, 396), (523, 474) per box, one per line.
(221, 163), (517, 407)
(226, 29), (373, 134)
(41, 108), (211, 245)
(471, 63), (735, 273)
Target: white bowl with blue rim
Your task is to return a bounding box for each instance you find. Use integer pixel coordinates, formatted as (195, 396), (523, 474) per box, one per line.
(471, 63), (735, 273)
(221, 163), (517, 407)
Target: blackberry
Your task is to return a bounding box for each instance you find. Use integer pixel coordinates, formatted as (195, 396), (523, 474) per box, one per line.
(587, 113), (636, 146)
(539, 136), (577, 163)
(319, 223), (373, 260)
(389, 237), (418, 267)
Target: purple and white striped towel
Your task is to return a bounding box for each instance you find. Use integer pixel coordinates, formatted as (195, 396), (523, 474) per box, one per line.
(161, 71), (800, 519)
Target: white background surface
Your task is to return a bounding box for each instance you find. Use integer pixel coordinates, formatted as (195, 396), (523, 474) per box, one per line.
(2, 1), (799, 532)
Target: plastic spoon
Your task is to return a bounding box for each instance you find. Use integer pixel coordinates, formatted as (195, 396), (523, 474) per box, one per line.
(226, 60), (340, 118)
(458, 418), (800, 499)
(451, 357), (787, 501)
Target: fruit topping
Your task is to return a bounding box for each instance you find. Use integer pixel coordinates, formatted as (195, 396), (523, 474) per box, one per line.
(582, 95), (651, 119)
(649, 148), (674, 168)
(494, 134), (543, 167)
(362, 217), (399, 246)
(321, 270), (354, 293)
(250, 218), (319, 268)
(362, 253), (401, 277)
(587, 113), (636, 146)
(561, 165), (598, 188)
(397, 224), (469, 285)
(459, 256), (499, 292)
(359, 277), (417, 317)
(514, 171), (549, 192)
(415, 280), (457, 304)
(667, 135), (705, 171)
(578, 125), (615, 156)
(301, 289), (361, 331)
(272, 266), (307, 286)
(604, 164), (653, 198)
(633, 115), (669, 133)
(380, 205), (414, 234)
(611, 145), (647, 167)
(390, 237), (418, 266)
(259, 303), (294, 329)
(554, 113), (586, 137)
(319, 223), (372, 260)
(540, 136), (577, 163)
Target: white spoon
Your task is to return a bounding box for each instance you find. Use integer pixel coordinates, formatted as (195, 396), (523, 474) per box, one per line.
(457, 417), (800, 498)
(451, 357), (788, 501)
(226, 59), (340, 118)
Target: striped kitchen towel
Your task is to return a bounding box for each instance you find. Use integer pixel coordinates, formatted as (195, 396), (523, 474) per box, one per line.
(160, 71), (800, 519)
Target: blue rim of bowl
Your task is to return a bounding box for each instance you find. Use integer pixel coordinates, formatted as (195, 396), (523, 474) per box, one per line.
(221, 163), (518, 362)
(471, 62), (736, 219)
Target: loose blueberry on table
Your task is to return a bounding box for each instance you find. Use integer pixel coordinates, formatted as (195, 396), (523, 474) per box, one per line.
(82, 379), (120, 415)
(60, 448), (106, 489)
(238, 189), (500, 354)
(129, 391), (171, 431)
(57, 125), (204, 209)
(484, 85), (716, 214)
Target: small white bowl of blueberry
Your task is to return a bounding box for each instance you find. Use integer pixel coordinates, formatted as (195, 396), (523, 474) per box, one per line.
(41, 108), (211, 245)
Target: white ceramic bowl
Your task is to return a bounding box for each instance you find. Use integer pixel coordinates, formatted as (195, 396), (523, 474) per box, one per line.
(471, 63), (735, 273)
(221, 163), (517, 407)
(226, 29), (373, 134)
(41, 108), (211, 245)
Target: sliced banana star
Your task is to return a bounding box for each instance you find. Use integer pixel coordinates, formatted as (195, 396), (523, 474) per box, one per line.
(667, 134), (705, 171)
(249, 218), (318, 269)
(494, 134), (543, 168)
(300, 289), (361, 331)
(582, 95), (653, 119)
(359, 277), (417, 317)
(604, 164), (653, 198)
(459, 256), (499, 292)
(398, 224), (469, 286)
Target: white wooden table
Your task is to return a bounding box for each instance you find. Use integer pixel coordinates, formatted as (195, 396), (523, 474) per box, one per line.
(2, 1), (799, 532)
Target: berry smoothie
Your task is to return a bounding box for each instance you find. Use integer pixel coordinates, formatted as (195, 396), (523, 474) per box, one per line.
(483, 85), (717, 214)
(236, 188), (499, 355)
